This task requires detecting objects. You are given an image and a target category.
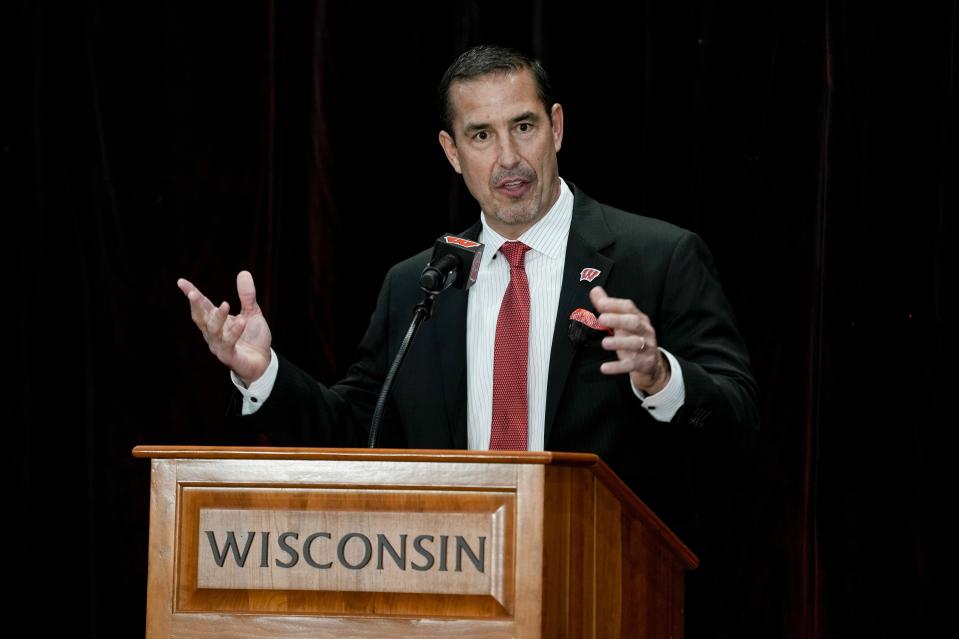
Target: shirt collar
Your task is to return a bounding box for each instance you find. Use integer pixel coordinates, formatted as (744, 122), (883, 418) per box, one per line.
(479, 178), (573, 266)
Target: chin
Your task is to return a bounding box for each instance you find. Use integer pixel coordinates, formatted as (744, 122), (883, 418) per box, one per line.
(498, 199), (540, 222)
(492, 206), (536, 227)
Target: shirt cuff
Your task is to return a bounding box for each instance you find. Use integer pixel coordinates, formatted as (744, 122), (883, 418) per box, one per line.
(230, 349), (279, 415)
(631, 348), (685, 423)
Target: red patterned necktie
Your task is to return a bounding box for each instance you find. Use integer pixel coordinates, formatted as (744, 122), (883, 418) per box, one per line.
(489, 241), (532, 450)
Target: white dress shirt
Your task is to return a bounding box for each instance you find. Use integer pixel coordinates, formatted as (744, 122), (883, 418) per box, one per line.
(234, 178), (686, 446)
(465, 179), (573, 450)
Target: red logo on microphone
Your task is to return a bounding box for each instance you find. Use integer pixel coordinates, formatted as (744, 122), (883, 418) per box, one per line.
(444, 236), (480, 248)
(579, 267), (601, 282)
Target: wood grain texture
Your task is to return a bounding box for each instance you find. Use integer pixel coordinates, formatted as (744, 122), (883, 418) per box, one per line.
(146, 460), (177, 639)
(134, 445), (597, 466)
(588, 461), (698, 570)
(173, 458), (519, 489)
(137, 447), (697, 638)
(513, 464), (545, 637)
(540, 464), (695, 639)
(593, 479), (623, 638)
(168, 613), (516, 638)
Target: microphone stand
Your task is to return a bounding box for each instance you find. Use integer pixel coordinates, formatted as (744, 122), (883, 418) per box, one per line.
(368, 236), (480, 447)
(367, 291), (436, 448)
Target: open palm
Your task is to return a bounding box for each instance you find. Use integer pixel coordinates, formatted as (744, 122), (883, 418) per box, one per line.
(177, 271), (272, 385)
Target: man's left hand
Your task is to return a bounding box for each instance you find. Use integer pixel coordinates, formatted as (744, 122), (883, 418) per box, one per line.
(590, 286), (670, 395)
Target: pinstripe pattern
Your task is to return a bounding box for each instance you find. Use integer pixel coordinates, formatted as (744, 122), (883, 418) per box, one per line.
(467, 180), (574, 450)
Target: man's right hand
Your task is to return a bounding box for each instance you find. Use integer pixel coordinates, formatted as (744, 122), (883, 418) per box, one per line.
(177, 271), (273, 386)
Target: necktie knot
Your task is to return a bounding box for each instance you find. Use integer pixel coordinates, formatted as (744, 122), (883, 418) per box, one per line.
(499, 241), (531, 269)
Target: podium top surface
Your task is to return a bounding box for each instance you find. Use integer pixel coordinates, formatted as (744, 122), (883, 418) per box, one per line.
(132, 445), (600, 466)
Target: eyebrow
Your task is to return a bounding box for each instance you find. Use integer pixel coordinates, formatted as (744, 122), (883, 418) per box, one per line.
(510, 110), (541, 125)
(461, 110), (542, 136)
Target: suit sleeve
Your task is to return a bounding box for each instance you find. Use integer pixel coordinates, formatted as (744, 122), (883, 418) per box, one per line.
(657, 232), (759, 454)
(227, 267), (407, 448)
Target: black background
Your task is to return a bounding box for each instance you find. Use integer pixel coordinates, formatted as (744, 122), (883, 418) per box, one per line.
(11, 0), (955, 636)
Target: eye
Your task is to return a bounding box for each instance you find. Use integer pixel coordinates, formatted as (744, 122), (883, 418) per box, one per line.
(517, 122), (533, 133)
(473, 130), (490, 142)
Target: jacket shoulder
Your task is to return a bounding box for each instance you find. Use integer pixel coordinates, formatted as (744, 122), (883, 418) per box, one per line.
(388, 246), (433, 280)
(570, 185), (697, 261)
(601, 203), (690, 243)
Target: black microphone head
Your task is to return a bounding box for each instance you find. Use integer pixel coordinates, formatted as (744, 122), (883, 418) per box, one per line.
(420, 234), (484, 293)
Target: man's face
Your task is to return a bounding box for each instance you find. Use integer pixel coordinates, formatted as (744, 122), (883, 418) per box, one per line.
(439, 69), (564, 239)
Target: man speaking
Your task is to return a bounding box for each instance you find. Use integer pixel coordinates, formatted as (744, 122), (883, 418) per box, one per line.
(178, 45), (757, 568)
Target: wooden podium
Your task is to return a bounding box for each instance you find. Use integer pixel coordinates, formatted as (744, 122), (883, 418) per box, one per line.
(134, 446), (697, 638)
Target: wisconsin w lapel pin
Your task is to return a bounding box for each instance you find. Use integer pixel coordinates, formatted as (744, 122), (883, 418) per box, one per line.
(579, 267), (602, 282)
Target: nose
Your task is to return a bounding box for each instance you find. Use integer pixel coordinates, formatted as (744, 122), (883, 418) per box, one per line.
(496, 135), (521, 169)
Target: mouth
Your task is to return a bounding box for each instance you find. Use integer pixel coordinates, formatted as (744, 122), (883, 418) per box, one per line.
(494, 176), (534, 199)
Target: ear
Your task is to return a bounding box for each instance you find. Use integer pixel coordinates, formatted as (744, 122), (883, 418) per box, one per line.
(550, 103), (565, 153)
(438, 130), (462, 174)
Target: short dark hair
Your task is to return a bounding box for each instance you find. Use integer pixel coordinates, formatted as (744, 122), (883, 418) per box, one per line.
(437, 45), (553, 133)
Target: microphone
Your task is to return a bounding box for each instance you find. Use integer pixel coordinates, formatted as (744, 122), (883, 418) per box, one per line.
(419, 234), (484, 294)
(369, 233), (484, 448)
(568, 308), (613, 346)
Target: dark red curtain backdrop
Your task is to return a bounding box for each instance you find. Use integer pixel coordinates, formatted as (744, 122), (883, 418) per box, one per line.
(12, 0), (954, 637)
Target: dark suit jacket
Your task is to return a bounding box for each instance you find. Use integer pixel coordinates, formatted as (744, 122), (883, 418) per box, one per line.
(236, 183), (758, 544)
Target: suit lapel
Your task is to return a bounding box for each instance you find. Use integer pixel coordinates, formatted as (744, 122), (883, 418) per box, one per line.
(543, 186), (615, 445)
(431, 220), (482, 450)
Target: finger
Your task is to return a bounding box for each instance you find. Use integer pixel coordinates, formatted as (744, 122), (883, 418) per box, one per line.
(590, 286), (637, 313)
(179, 279), (216, 321)
(176, 277), (195, 297)
(601, 335), (653, 352)
(600, 353), (660, 375)
(600, 358), (641, 375)
(222, 315), (246, 348)
(598, 311), (650, 333)
(236, 271), (259, 314)
(188, 292), (217, 327)
(179, 278), (211, 308)
(206, 301), (231, 337)
(588, 286), (609, 307)
(590, 287), (641, 315)
(595, 297), (642, 315)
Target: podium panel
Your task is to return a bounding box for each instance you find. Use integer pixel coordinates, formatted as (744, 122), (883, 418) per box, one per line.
(135, 447), (697, 638)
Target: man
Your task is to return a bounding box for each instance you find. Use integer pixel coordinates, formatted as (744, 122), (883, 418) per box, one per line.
(178, 45), (757, 551)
